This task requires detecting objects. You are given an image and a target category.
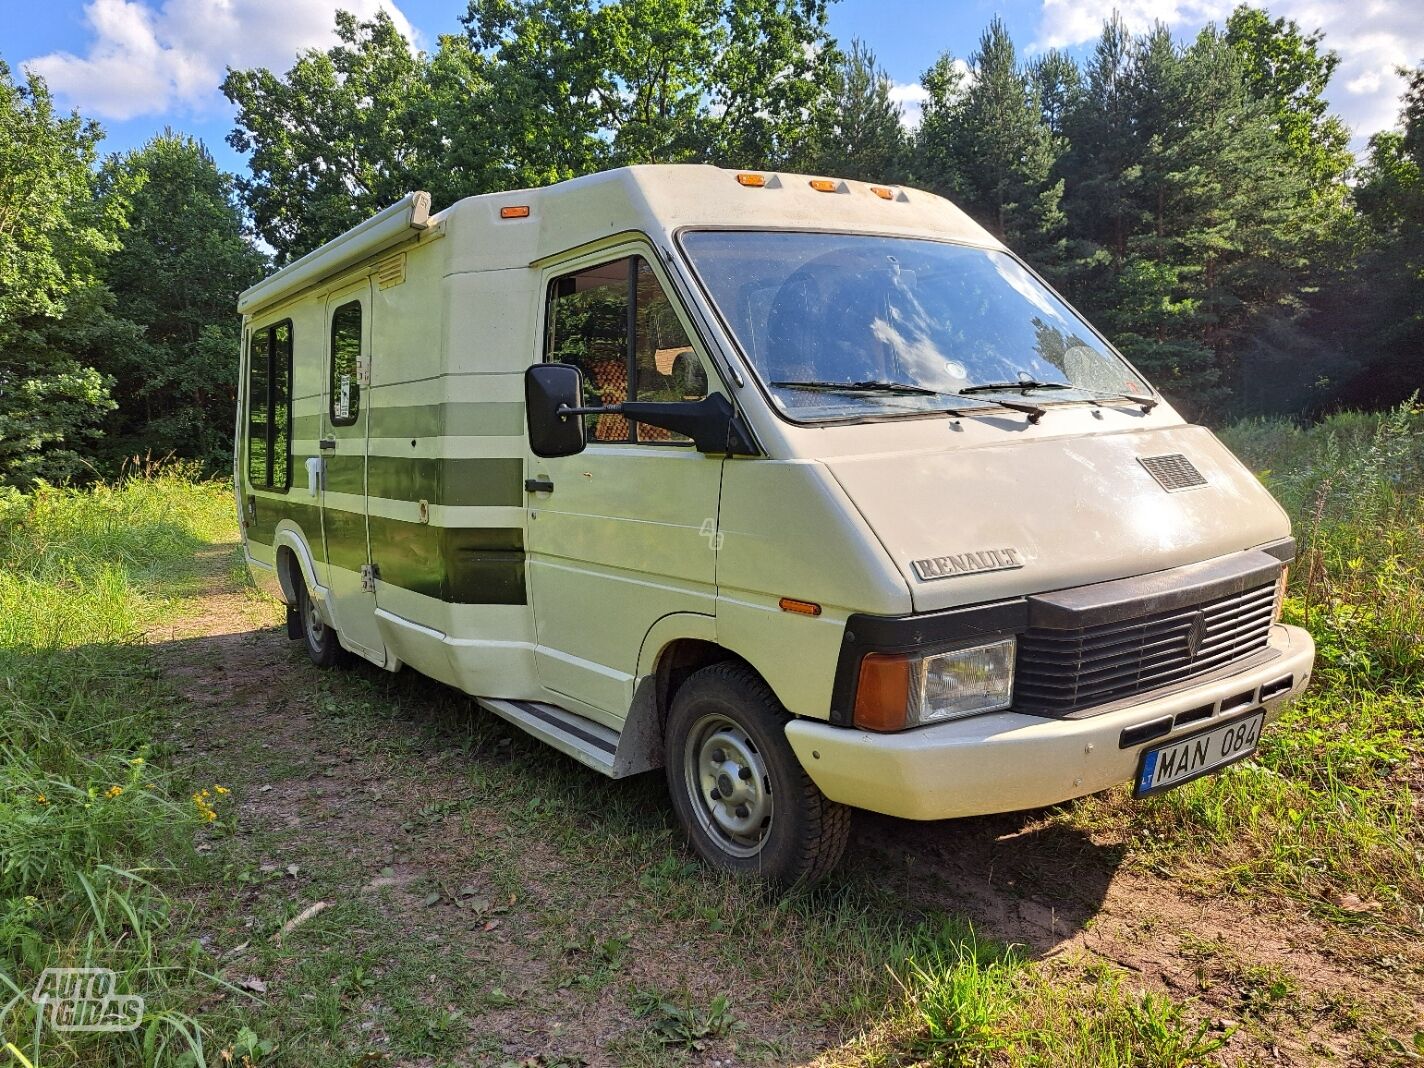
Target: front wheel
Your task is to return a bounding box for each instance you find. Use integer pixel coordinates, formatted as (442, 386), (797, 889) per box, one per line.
(295, 580), (344, 669)
(664, 662), (850, 883)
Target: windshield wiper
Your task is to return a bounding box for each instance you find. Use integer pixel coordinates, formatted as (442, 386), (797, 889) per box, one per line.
(960, 378), (1070, 395)
(772, 379), (940, 395)
(960, 378), (1158, 415)
(769, 378), (1045, 423)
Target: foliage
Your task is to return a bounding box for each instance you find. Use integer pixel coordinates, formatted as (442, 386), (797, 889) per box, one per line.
(0, 470), (236, 1066)
(808, 40), (906, 183)
(0, 61), (123, 486)
(94, 133), (268, 468)
(913, 19), (1065, 265)
(224, 0), (838, 260)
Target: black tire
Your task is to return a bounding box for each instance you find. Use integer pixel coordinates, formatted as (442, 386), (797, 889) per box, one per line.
(664, 661), (850, 883)
(295, 580), (344, 669)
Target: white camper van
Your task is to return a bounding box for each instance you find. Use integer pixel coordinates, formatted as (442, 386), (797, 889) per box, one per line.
(236, 165), (1315, 881)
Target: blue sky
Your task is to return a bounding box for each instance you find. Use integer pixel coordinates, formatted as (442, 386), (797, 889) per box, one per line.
(4, 0), (1420, 175)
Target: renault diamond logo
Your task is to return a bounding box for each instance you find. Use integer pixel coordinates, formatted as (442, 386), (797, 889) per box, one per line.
(1185, 610), (1208, 660)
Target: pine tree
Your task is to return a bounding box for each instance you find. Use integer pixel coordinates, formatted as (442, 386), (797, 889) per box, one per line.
(809, 40), (906, 183)
(911, 19), (1064, 269)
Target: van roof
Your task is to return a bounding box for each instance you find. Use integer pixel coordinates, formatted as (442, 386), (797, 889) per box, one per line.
(240, 165), (1000, 315)
(439, 164), (1000, 258)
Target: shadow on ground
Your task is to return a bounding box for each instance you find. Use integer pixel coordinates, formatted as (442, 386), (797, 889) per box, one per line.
(147, 610), (1127, 964)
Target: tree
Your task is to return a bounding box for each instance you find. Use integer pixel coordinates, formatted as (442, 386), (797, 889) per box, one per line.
(0, 60), (123, 486)
(808, 40), (906, 182)
(1340, 69), (1424, 408)
(1051, 21), (1331, 417)
(223, 12), (501, 261)
(912, 19), (1064, 267)
(1028, 49), (1083, 139)
(461, 0), (839, 170)
(93, 133), (268, 468)
(1225, 6), (1353, 187)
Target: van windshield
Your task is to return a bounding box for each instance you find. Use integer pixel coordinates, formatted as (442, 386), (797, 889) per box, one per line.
(680, 230), (1148, 423)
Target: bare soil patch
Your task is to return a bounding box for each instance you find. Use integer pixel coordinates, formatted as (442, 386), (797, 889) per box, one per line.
(155, 545), (1423, 1066)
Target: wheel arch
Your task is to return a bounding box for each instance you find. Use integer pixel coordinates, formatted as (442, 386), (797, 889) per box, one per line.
(617, 615), (774, 776)
(272, 524), (322, 606)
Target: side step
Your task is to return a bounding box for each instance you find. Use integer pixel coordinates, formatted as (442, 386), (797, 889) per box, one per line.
(477, 698), (620, 777)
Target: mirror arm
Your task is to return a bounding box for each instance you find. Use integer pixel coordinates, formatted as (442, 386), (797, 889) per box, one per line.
(556, 396), (757, 457)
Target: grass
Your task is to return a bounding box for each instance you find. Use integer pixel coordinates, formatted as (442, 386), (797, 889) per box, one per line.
(2, 403), (1422, 1065)
(0, 468), (238, 1067)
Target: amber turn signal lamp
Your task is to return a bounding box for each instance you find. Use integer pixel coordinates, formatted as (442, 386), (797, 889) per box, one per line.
(808, 179), (837, 192)
(778, 597), (822, 616)
(735, 173), (767, 187)
(500, 205), (531, 218)
(853, 653), (911, 732)
(870, 186), (895, 200)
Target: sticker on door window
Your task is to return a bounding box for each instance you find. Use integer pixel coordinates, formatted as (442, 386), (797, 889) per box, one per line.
(335, 375), (352, 421)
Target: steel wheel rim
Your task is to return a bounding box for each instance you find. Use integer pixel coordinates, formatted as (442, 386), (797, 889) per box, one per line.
(303, 592), (326, 649)
(682, 712), (773, 858)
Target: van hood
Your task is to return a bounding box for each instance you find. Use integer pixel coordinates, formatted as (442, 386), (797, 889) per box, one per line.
(824, 424), (1290, 614)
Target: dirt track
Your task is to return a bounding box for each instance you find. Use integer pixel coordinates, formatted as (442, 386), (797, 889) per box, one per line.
(155, 543), (1422, 1066)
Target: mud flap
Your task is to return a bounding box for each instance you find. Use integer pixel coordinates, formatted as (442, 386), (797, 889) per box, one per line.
(286, 604), (302, 640)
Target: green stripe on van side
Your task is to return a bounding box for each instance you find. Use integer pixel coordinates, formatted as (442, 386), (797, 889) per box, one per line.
(247, 500), (524, 605)
(324, 455), (523, 506)
(292, 403), (525, 442)
(368, 517), (526, 605)
(244, 496), (326, 562)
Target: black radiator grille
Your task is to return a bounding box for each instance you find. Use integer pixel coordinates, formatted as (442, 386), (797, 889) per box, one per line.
(1015, 581), (1277, 715)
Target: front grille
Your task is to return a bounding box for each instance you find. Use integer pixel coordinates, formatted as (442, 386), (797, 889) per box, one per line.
(1015, 581), (1276, 715)
(1139, 453), (1207, 491)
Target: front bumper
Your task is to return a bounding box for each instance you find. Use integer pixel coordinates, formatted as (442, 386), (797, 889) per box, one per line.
(785, 623), (1314, 821)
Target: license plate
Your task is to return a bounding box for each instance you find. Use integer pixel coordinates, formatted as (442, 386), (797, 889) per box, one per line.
(1134, 711), (1265, 798)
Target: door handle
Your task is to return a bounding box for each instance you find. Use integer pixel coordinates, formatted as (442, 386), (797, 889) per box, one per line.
(524, 478), (554, 494)
(319, 438), (336, 451)
(305, 456), (324, 497)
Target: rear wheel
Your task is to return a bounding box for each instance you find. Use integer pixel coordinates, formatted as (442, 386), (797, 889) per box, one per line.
(664, 662), (850, 883)
(295, 581), (343, 669)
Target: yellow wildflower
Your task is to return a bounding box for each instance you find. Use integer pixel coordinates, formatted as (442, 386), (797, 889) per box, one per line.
(105, 786), (124, 799)
(214, 785), (230, 796)
(35, 794), (47, 805)
(129, 757), (145, 766)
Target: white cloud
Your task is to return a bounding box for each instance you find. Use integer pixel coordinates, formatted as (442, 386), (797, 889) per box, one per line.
(888, 81), (929, 129)
(1032, 0), (1423, 144)
(24, 0), (417, 121)
(887, 59), (971, 131)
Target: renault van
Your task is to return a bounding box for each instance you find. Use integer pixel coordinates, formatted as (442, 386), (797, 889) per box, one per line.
(236, 165), (1314, 881)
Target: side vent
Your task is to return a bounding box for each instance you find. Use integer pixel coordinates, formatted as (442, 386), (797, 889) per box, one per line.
(375, 253), (407, 290)
(1139, 453), (1207, 492)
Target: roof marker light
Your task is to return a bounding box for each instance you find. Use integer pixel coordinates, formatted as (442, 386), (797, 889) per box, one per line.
(735, 173), (767, 187)
(809, 179), (837, 192)
(500, 205), (530, 218)
(870, 186), (896, 200)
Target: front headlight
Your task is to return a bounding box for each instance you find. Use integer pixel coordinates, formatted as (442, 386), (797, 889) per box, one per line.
(853, 638), (1016, 731)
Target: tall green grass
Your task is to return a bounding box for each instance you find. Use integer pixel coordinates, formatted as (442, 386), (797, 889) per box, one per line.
(0, 471), (236, 1067)
(1072, 400), (1424, 917)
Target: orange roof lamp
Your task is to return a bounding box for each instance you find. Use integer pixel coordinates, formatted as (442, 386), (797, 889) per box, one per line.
(500, 205), (531, 218)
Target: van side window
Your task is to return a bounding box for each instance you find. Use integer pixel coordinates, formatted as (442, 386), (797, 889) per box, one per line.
(330, 300), (362, 426)
(545, 256), (706, 444)
(246, 320), (293, 490)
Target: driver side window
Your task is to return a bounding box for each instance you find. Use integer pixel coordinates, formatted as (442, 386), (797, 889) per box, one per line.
(545, 256), (707, 443)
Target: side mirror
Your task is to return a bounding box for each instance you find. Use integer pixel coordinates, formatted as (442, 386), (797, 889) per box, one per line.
(525, 363), (587, 458)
